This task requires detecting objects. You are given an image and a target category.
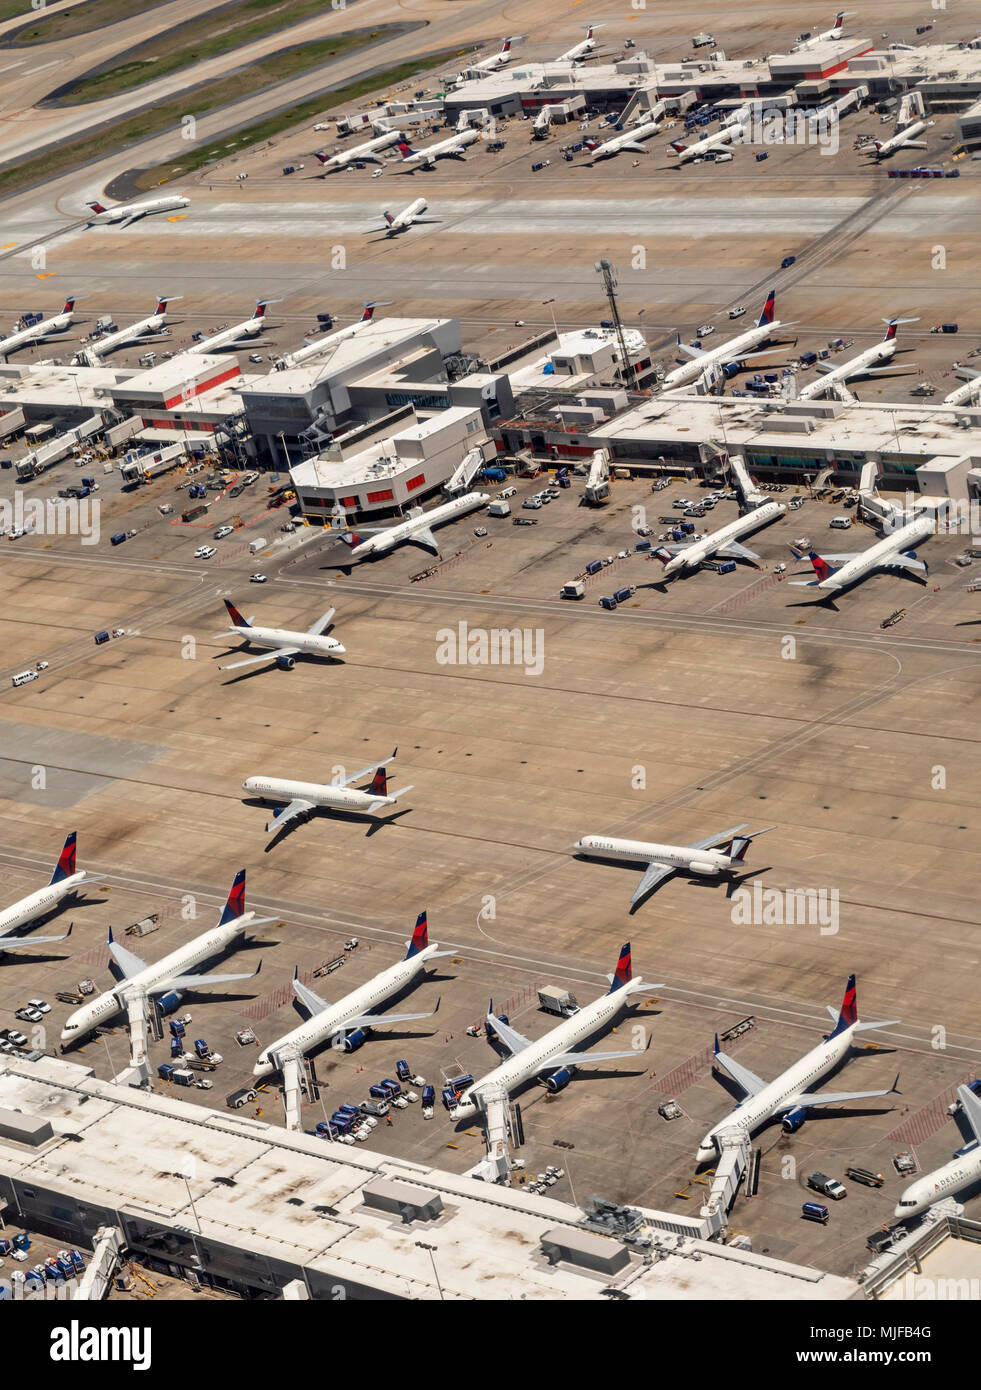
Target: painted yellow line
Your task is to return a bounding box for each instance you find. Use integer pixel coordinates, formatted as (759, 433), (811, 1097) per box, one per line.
(36, 272), (56, 280)
(1, 242), (16, 250)
(166, 215), (188, 222)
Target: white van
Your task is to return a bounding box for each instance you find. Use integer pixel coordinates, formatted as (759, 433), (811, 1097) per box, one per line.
(829, 516), (852, 530)
(11, 670), (38, 687)
(487, 500), (511, 517)
(248, 537), (267, 554)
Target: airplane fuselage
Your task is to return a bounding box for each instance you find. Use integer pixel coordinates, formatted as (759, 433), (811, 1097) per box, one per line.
(89, 196), (188, 224)
(226, 625), (344, 658)
(348, 492), (489, 559)
(798, 340), (899, 399)
(243, 776), (396, 814)
(574, 835), (739, 875)
(0, 311), (74, 358)
(662, 318), (784, 388)
(873, 121), (927, 159)
(663, 502), (785, 574)
(811, 515), (934, 591)
(0, 871), (89, 939)
(896, 1147), (981, 1219)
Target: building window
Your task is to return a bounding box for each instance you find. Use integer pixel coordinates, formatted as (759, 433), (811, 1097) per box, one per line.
(367, 488), (394, 504)
(342, 496), (357, 507)
(406, 474), (425, 491)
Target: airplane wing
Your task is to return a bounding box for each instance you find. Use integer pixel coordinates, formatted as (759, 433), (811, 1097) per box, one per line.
(713, 1045), (768, 1098)
(347, 999), (440, 1030)
(487, 1013), (532, 1055)
(863, 364), (918, 376)
(266, 799), (316, 835)
(221, 646), (301, 672)
(882, 553), (927, 573)
(716, 540), (760, 563)
(108, 935), (147, 979)
(0, 926), (73, 949)
(676, 342), (704, 360)
(293, 974), (329, 1016)
(630, 861), (675, 905)
(335, 748), (397, 788)
(781, 1080), (899, 1110)
(620, 140), (649, 152)
(548, 1038), (651, 1069)
(898, 139), (928, 150)
(815, 360), (838, 374)
(687, 824), (749, 853)
(148, 963), (261, 993)
(305, 606), (336, 636)
(408, 527), (439, 555)
(118, 215), (139, 229)
(957, 1084), (981, 1144)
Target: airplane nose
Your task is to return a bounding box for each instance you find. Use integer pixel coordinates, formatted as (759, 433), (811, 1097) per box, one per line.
(695, 1142), (716, 1165)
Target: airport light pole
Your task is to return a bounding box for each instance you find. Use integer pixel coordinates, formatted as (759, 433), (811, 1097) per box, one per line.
(542, 298), (559, 340)
(594, 259), (634, 389)
(415, 1240), (444, 1299)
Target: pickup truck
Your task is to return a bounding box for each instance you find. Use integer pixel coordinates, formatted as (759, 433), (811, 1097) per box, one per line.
(807, 1172), (847, 1200)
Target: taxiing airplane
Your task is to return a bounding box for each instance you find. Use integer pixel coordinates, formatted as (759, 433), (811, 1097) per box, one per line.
(450, 944), (656, 1120)
(315, 128), (403, 172)
(867, 121), (928, 159)
(397, 129), (479, 168)
(216, 598), (344, 672)
(697, 974), (900, 1162)
(83, 296), (181, 362)
(895, 1083), (981, 1219)
(457, 37), (515, 80)
(653, 501), (786, 577)
(334, 491), (489, 561)
(790, 514), (934, 593)
(61, 869), (271, 1043)
(0, 833), (99, 952)
(243, 750), (412, 836)
(590, 115), (665, 162)
(668, 122), (746, 165)
(186, 300), (279, 354)
(574, 825), (773, 909)
(375, 197), (441, 236)
(797, 317), (918, 400)
(791, 11), (855, 50)
(253, 912), (448, 1075)
(661, 291), (793, 390)
(557, 24), (603, 63)
(85, 195), (189, 228)
(0, 297), (78, 360)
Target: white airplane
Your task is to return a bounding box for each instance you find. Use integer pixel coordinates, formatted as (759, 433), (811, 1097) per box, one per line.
(243, 750), (413, 837)
(790, 514), (934, 593)
(943, 364), (981, 407)
(590, 116), (664, 163)
(0, 832), (100, 952)
(867, 121), (928, 159)
(557, 24), (603, 63)
(661, 291), (793, 389)
(85, 194), (189, 228)
(279, 302), (390, 369)
(0, 297), (78, 359)
(458, 37), (515, 79)
(450, 943), (656, 1120)
(575, 825), (773, 909)
(315, 128), (403, 171)
(334, 491), (489, 561)
(697, 974), (900, 1163)
(396, 129), (479, 168)
(83, 295), (181, 362)
(791, 11), (855, 50)
(797, 317), (918, 400)
(186, 300), (279, 354)
(254, 911), (448, 1076)
(653, 501), (786, 577)
(61, 869), (271, 1043)
(895, 1084), (981, 1219)
(668, 123), (746, 165)
(216, 598), (345, 672)
(375, 197), (441, 236)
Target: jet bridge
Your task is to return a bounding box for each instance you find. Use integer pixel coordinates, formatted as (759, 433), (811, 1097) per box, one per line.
(464, 1086), (516, 1184)
(699, 1126), (751, 1233)
(443, 445), (486, 496)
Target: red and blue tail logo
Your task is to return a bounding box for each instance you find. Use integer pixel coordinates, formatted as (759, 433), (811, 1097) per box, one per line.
(87, 201), (107, 214)
(50, 832), (77, 885)
(369, 766), (389, 796)
(253, 301), (268, 318)
(808, 552), (839, 582)
(608, 942), (633, 992)
(155, 298), (169, 315)
(383, 211), (394, 225)
(361, 304), (377, 321)
(833, 11), (845, 28)
(884, 319), (899, 341)
(405, 911), (429, 958)
(757, 291), (776, 328)
(397, 142), (415, 159)
(219, 869), (247, 925)
(63, 298), (76, 314)
(829, 973), (858, 1037)
(670, 141), (687, 153)
(224, 599), (250, 627)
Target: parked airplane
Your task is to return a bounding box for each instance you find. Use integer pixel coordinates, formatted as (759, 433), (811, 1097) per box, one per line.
(0, 297), (78, 359)
(653, 501), (786, 577)
(450, 944), (656, 1120)
(278, 302), (390, 369)
(397, 129), (479, 167)
(60, 869), (271, 1042)
(590, 116), (665, 162)
(943, 364), (981, 407)
(668, 122), (746, 165)
(0, 833), (98, 952)
(85, 194), (189, 228)
(216, 598), (344, 672)
(895, 1084), (981, 1219)
(334, 491), (489, 560)
(315, 127), (403, 171)
(375, 197), (441, 236)
(661, 291), (793, 389)
(253, 912), (448, 1075)
(243, 751), (412, 836)
(797, 318), (918, 399)
(574, 825), (773, 909)
(792, 11), (855, 49)
(868, 121), (928, 159)
(790, 514), (934, 593)
(457, 36), (515, 79)
(557, 24), (603, 63)
(186, 300), (279, 354)
(82, 296), (181, 362)
(696, 975), (900, 1163)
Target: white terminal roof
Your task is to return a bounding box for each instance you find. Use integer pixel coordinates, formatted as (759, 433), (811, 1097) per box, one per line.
(0, 362), (128, 411)
(290, 406), (476, 490)
(847, 42), (981, 91)
(248, 318), (451, 395)
(510, 327), (648, 391)
(0, 1056), (856, 1301)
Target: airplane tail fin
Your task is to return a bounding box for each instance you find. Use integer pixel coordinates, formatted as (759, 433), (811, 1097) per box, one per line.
(224, 598), (251, 628)
(669, 141), (687, 153)
(884, 319), (899, 341)
(757, 290), (776, 328)
(404, 910), (429, 958)
(86, 201), (107, 214)
(218, 869), (247, 926)
(155, 297), (170, 315)
(62, 297), (76, 315)
(383, 211), (395, 225)
(253, 301), (268, 319)
(606, 941), (633, 992)
(368, 765), (389, 796)
(828, 973), (859, 1038)
(723, 826), (774, 861)
(315, 151), (330, 164)
(502, 37), (511, 53)
(338, 531), (362, 548)
(652, 546), (674, 567)
(807, 551), (841, 582)
(834, 11), (845, 28)
(50, 832), (77, 885)
(397, 142), (415, 159)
